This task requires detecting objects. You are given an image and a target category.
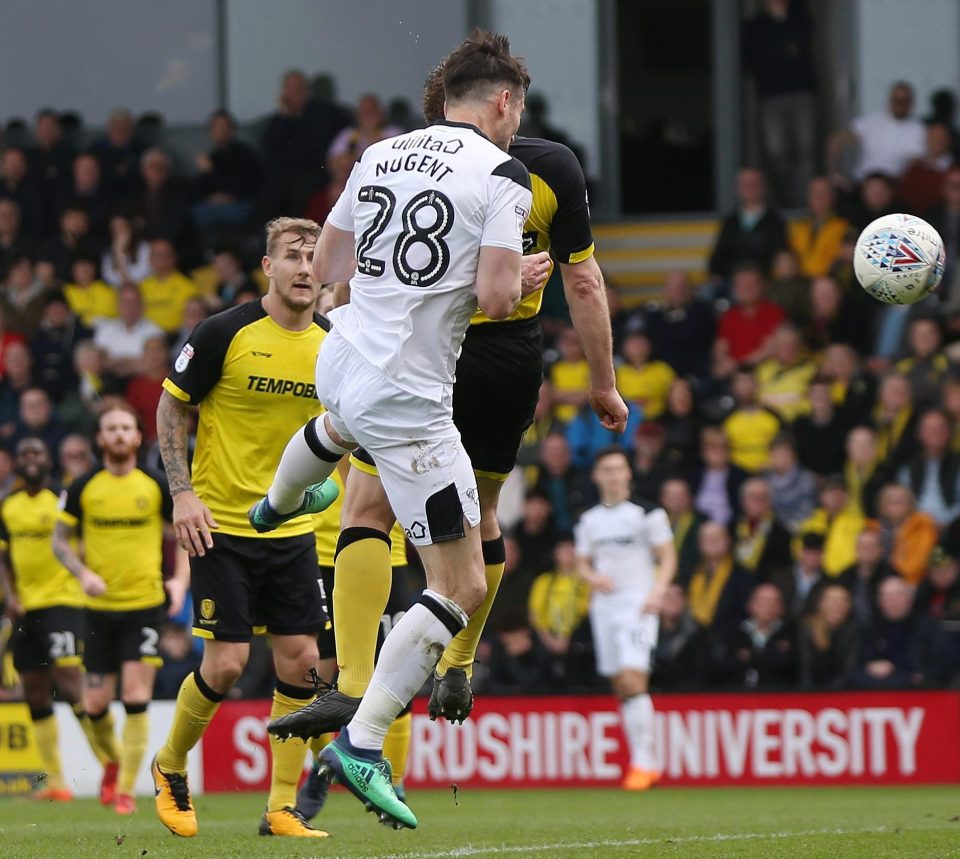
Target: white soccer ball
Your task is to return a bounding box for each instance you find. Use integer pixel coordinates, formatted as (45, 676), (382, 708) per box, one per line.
(853, 213), (945, 305)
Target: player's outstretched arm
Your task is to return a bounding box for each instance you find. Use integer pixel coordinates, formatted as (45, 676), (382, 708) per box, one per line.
(477, 246), (522, 320)
(157, 390), (218, 558)
(313, 223), (357, 285)
(52, 521), (106, 597)
(560, 256), (628, 432)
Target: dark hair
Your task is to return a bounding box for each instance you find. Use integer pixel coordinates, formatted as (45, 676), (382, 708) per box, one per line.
(443, 29), (530, 105)
(209, 109), (236, 127)
(593, 445), (629, 466)
(422, 62), (446, 124)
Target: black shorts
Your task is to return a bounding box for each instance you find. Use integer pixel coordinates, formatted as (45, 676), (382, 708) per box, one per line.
(316, 565), (414, 661)
(85, 605), (164, 674)
(190, 532), (325, 642)
(11, 606), (85, 672)
(452, 317), (544, 477)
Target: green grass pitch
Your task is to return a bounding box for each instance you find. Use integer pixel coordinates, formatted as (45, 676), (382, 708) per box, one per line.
(0, 785), (958, 859)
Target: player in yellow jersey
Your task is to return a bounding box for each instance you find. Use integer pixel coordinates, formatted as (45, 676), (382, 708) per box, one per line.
(268, 59), (628, 743)
(0, 439), (102, 802)
(53, 406), (188, 815)
(150, 218), (334, 839)
(296, 461), (415, 820)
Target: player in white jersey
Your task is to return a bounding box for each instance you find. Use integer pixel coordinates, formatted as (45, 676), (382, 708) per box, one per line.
(575, 447), (677, 791)
(248, 31), (531, 830)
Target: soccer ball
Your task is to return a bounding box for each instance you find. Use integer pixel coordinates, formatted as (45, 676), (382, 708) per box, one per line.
(853, 213), (945, 305)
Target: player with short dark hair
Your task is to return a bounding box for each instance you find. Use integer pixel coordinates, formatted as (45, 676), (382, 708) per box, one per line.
(265, 47), (627, 750)
(149, 217), (335, 839)
(0, 438), (104, 803)
(52, 407), (189, 815)
(253, 30), (535, 829)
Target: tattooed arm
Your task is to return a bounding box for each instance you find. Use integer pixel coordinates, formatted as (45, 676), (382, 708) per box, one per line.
(52, 520), (107, 596)
(157, 390), (218, 558)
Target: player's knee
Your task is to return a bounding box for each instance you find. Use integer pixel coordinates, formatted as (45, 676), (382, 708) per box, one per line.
(456, 575), (487, 616)
(273, 640), (320, 685)
(202, 652), (247, 691)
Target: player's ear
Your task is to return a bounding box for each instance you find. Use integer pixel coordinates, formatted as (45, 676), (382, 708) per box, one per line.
(496, 89), (510, 115)
(261, 254), (273, 278)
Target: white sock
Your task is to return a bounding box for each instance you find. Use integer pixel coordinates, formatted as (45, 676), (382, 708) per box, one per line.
(346, 591), (467, 750)
(621, 693), (656, 769)
(267, 417), (348, 513)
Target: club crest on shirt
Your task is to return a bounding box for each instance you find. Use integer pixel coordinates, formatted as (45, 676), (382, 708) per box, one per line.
(175, 343), (194, 374)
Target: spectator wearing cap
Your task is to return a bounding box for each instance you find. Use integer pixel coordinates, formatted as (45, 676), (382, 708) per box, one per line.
(716, 583), (797, 690)
(852, 576), (946, 690)
(798, 476), (864, 577)
(63, 253), (116, 327)
(788, 177), (849, 278)
(843, 426), (888, 520)
(712, 265), (785, 378)
(707, 169), (788, 282)
(687, 521), (751, 642)
(755, 324), (816, 422)
(644, 272), (715, 379)
(616, 332), (675, 420)
(660, 479), (704, 587)
(793, 376), (847, 477)
(1, 253), (48, 337)
(93, 283), (163, 378)
(138, 239), (199, 334)
(651, 584), (711, 690)
(798, 584), (860, 690)
(630, 422), (680, 504)
(895, 318), (952, 413)
(876, 483), (938, 586)
(766, 433), (817, 533)
(914, 547), (960, 675)
(732, 477), (792, 579)
(690, 426), (746, 527)
(660, 378), (702, 467)
(896, 410), (960, 526)
(722, 368), (781, 473)
(838, 526), (894, 627)
(29, 291), (88, 403)
(774, 530), (829, 618)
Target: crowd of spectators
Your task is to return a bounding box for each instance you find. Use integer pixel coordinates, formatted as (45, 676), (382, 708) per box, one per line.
(2, 64), (960, 701)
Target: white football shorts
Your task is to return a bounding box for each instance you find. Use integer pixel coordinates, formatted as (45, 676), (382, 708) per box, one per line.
(589, 599), (659, 677)
(315, 331), (481, 546)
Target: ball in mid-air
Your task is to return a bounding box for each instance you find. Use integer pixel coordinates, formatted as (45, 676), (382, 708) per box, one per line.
(853, 213), (945, 305)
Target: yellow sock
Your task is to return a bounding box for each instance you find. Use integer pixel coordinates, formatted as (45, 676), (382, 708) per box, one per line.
(156, 670), (223, 775)
(333, 529), (392, 697)
(308, 732), (336, 757)
(31, 710), (66, 791)
(117, 707), (149, 795)
(383, 712), (412, 785)
(268, 684), (314, 812)
(73, 703), (108, 765)
(438, 538), (506, 679)
(88, 708), (121, 763)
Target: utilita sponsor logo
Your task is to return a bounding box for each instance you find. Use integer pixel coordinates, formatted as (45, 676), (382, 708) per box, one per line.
(656, 707), (925, 779)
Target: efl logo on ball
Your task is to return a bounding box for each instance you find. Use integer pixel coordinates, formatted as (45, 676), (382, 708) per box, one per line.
(854, 213), (945, 305)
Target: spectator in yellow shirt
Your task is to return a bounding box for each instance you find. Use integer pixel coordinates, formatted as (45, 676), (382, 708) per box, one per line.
(137, 239), (198, 333)
(755, 324), (817, 422)
(528, 539), (591, 659)
(549, 327), (591, 424)
(723, 368), (782, 473)
(615, 332), (675, 420)
(798, 476), (864, 577)
(789, 176), (849, 278)
(63, 253), (118, 327)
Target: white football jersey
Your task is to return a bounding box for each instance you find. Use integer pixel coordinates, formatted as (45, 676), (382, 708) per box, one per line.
(326, 121), (532, 403)
(575, 500), (673, 603)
